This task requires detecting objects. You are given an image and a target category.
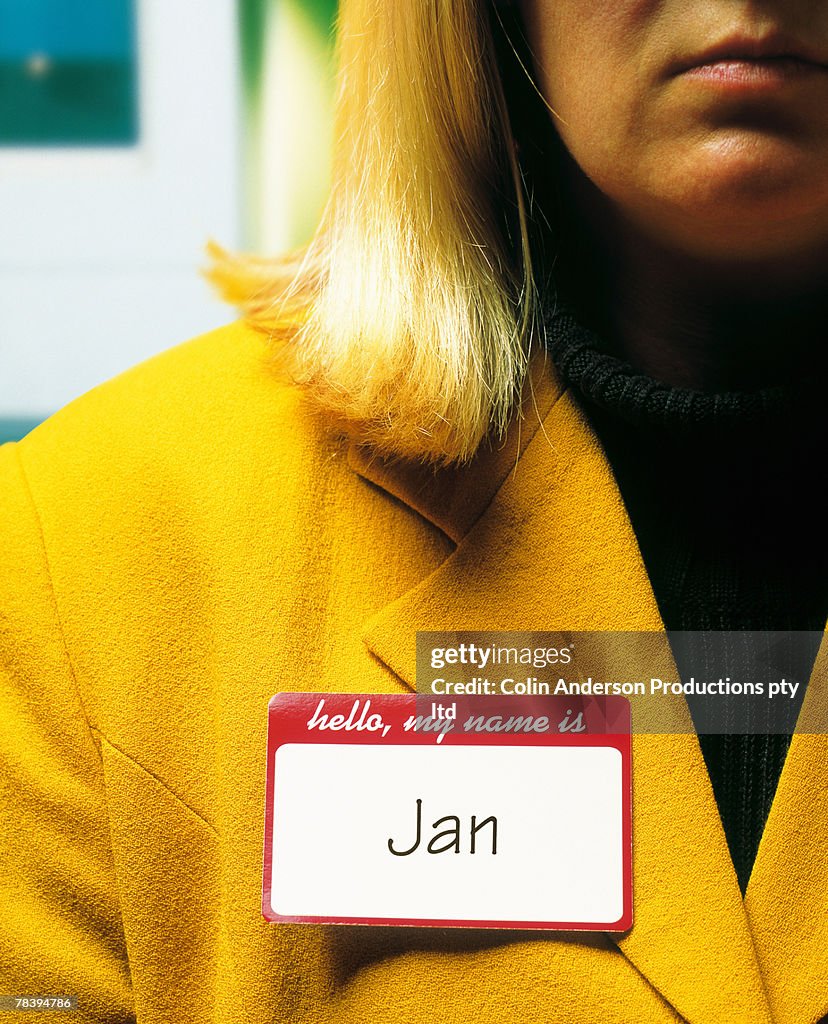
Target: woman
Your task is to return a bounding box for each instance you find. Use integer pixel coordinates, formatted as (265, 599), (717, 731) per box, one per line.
(1, 1), (826, 1022)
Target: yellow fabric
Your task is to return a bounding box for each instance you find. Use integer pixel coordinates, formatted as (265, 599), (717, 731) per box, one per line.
(1, 321), (826, 1024)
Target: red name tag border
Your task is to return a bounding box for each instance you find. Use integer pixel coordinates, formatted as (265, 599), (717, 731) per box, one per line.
(262, 693), (632, 932)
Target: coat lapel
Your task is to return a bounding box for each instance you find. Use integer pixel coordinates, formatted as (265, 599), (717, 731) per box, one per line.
(351, 359), (774, 1024)
(745, 640), (828, 1024)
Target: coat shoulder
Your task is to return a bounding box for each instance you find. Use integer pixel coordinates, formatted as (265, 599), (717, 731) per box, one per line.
(14, 319), (342, 491)
(3, 320), (370, 651)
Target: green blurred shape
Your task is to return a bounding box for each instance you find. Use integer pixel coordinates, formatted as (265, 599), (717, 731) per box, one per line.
(239, 0), (337, 109)
(239, 0), (269, 108)
(302, 0), (338, 40)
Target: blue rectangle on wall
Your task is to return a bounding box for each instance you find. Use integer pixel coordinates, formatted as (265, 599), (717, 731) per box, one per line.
(0, 0), (138, 146)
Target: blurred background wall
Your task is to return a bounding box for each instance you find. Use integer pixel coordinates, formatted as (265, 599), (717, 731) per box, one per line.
(0, 0), (337, 443)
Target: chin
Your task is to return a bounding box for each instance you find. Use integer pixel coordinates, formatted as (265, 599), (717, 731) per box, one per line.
(637, 137), (828, 263)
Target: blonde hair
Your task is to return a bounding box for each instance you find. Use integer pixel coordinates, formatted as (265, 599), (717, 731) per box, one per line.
(208, 0), (539, 463)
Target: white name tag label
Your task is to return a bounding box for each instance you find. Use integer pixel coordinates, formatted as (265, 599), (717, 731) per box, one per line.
(263, 694), (632, 931)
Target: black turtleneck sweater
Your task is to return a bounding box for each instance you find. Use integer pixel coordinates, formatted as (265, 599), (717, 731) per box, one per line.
(544, 305), (828, 892)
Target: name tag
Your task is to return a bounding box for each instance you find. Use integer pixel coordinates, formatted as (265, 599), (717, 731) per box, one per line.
(262, 693), (632, 931)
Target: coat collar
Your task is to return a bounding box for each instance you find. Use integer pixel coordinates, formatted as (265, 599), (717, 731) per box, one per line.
(348, 353), (827, 1023)
(347, 349), (565, 547)
(745, 651), (828, 1024)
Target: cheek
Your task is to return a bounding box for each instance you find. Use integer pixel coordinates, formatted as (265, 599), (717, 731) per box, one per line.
(545, 60), (645, 207)
(525, 2), (659, 191)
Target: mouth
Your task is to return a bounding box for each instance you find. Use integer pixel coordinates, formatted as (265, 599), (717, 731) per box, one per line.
(671, 32), (828, 81)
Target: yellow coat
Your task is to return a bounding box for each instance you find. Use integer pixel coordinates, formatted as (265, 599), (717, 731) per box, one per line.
(1, 322), (826, 1024)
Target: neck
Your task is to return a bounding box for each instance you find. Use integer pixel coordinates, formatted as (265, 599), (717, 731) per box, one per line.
(605, 242), (828, 391)
(549, 155), (828, 392)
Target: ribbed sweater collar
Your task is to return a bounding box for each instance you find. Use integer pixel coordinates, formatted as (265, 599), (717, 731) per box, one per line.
(542, 302), (794, 434)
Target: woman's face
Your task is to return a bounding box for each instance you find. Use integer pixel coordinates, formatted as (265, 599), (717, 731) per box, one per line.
(517, 0), (828, 264)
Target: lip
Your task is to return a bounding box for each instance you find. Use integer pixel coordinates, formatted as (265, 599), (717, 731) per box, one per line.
(671, 31), (828, 78)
